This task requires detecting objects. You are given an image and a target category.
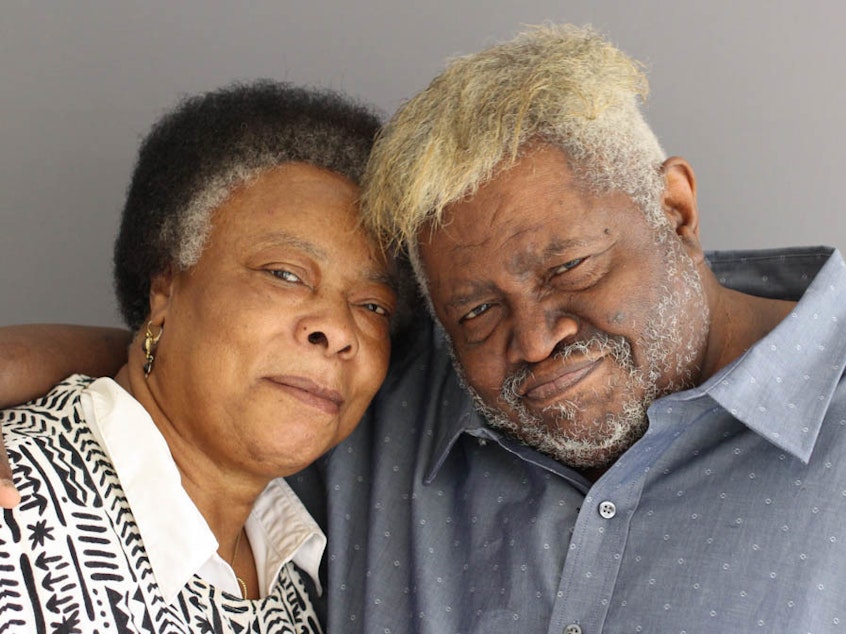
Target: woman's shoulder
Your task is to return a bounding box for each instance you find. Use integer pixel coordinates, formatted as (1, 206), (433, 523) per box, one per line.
(0, 374), (101, 482)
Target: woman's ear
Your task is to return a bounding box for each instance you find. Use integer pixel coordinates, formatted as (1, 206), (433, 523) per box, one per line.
(147, 267), (174, 327)
(661, 156), (704, 262)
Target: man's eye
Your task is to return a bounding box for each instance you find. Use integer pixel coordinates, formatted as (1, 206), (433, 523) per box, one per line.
(553, 257), (586, 275)
(270, 269), (302, 284)
(461, 303), (492, 322)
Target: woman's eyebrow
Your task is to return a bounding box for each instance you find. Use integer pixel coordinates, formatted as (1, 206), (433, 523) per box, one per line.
(367, 270), (399, 295)
(255, 232), (326, 259)
(258, 231), (399, 294)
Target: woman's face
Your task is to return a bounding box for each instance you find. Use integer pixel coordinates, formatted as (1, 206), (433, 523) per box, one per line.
(146, 163), (396, 478)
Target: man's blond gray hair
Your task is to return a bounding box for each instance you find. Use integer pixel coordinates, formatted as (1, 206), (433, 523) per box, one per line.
(361, 24), (668, 252)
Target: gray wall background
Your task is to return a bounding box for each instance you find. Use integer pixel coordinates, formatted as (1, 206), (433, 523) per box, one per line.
(2, 1), (844, 328)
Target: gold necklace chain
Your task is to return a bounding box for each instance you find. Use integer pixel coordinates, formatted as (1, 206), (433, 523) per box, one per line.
(231, 529), (248, 599)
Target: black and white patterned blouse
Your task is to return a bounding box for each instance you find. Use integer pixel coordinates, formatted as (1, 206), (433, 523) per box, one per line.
(0, 375), (323, 633)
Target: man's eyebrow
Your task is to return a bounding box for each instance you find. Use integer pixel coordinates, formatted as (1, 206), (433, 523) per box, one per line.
(442, 281), (497, 312)
(543, 237), (592, 257)
(504, 235), (596, 275)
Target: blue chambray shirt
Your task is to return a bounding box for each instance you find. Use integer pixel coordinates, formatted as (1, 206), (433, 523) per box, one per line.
(287, 246), (846, 633)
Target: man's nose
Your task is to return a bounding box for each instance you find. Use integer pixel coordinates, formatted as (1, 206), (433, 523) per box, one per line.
(506, 301), (579, 365)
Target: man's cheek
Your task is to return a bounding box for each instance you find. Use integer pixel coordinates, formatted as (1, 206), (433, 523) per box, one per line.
(608, 311), (627, 326)
(461, 356), (501, 397)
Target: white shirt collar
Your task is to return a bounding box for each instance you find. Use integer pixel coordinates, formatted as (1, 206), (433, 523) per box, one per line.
(80, 377), (326, 604)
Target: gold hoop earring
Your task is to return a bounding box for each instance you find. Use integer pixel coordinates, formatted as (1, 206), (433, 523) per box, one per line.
(142, 321), (164, 378)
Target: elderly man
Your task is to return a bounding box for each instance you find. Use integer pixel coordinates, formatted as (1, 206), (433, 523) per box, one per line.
(3, 24), (846, 633)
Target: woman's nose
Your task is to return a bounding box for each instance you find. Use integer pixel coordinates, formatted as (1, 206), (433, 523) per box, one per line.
(298, 299), (358, 358)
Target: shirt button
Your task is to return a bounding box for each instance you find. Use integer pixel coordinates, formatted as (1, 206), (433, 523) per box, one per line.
(598, 501), (616, 519)
(564, 625), (583, 634)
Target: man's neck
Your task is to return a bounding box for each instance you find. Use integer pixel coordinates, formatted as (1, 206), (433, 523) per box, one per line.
(697, 271), (796, 384)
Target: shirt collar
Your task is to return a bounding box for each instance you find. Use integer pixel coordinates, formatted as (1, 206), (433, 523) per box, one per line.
(81, 378), (325, 603)
(418, 323), (489, 483)
(699, 248), (846, 463)
(249, 477), (326, 596)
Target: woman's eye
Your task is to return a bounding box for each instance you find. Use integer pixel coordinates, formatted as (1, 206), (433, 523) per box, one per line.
(363, 302), (390, 317)
(270, 269), (302, 284)
(553, 257), (586, 275)
(461, 303), (492, 322)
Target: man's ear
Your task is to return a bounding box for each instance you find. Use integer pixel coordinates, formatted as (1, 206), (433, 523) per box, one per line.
(147, 267), (174, 327)
(661, 156), (704, 262)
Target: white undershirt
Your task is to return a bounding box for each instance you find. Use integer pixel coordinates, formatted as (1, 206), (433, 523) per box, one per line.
(80, 377), (326, 604)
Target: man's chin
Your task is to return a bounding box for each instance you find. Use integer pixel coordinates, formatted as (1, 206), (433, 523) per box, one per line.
(479, 397), (650, 471)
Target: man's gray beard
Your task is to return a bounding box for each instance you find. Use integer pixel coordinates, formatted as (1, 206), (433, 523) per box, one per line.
(452, 232), (710, 471)
(462, 332), (652, 470)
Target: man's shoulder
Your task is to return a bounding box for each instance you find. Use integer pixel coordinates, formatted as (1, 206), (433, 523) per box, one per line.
(706, 246), (835, 299)
(380, 316), (465, 405)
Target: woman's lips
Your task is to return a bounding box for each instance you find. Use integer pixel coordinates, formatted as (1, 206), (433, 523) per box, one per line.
(266, 375), (344, 415)
(519, 358), (603, 406)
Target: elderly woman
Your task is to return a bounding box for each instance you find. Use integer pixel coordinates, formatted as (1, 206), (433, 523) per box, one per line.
(0, 81), (396, 632)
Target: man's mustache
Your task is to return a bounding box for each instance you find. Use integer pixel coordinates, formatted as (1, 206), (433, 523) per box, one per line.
(500, 332), (634, 403)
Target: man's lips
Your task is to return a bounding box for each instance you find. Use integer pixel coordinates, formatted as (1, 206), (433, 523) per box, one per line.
(265, 375), (344, 415)
(518, 358), (603, 406)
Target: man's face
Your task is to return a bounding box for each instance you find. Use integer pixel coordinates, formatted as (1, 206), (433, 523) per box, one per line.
(418, 145), (710, 470)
